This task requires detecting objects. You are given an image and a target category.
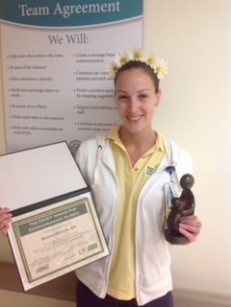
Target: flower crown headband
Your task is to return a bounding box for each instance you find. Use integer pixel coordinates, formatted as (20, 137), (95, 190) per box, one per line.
(109, 49), (168, 80)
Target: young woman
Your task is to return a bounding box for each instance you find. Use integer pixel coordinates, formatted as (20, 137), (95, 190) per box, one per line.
(0, 50), (201, 307)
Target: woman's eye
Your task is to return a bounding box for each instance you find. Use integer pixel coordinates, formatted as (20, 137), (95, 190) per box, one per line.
(118, 95), (128, 100)
(139, 94), (148, 100)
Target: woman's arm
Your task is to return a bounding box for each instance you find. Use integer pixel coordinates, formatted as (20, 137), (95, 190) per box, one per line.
(0, 208), (12, 236)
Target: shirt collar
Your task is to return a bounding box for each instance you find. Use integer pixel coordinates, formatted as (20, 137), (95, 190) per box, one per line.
(107, 125), (165, 153)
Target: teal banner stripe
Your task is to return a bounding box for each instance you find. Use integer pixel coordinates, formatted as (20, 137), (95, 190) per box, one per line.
(0, 0), (143, 28)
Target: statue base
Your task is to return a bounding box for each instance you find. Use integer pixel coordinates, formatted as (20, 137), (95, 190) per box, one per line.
(164, 229), (189, 245)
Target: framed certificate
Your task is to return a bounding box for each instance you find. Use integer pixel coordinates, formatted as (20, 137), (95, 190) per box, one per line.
(0, 142), (109, 290)
(8, 192), (109, 291)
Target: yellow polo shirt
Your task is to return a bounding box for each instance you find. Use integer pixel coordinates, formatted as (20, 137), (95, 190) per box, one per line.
(107, 126), (166, 300)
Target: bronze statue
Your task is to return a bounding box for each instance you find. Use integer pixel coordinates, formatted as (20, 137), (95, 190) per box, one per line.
(164, 174), (195, 244)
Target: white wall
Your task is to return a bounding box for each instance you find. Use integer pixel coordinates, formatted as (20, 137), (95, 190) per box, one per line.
(1, 0), (231, 302)
(144, 0), (231, 297)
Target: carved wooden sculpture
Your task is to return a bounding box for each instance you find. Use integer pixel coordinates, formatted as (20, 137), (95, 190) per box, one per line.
(164, 174), (195, 244)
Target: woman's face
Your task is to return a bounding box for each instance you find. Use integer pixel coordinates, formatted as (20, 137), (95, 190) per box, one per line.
(115, 68), (161, 135)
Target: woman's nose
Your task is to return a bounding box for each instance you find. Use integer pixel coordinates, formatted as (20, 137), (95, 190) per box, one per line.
(128, 100), (138, 113)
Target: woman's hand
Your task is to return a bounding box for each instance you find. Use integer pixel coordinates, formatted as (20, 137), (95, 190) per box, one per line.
(179, 215), (202, 244)
(0, 208), (12, 236)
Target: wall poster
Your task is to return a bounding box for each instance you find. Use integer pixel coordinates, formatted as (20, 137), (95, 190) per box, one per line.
(0, 0), (143, 153)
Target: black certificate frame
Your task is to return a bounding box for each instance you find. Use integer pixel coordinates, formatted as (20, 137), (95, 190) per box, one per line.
(0, 141), (109, 291)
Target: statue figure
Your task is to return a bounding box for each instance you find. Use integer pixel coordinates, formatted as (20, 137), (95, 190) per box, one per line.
(164, 174), (195, 244)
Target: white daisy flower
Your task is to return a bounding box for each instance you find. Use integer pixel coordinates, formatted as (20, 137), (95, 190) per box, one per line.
(109, 50), (168, 80)
(155, 58), (168, 79)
